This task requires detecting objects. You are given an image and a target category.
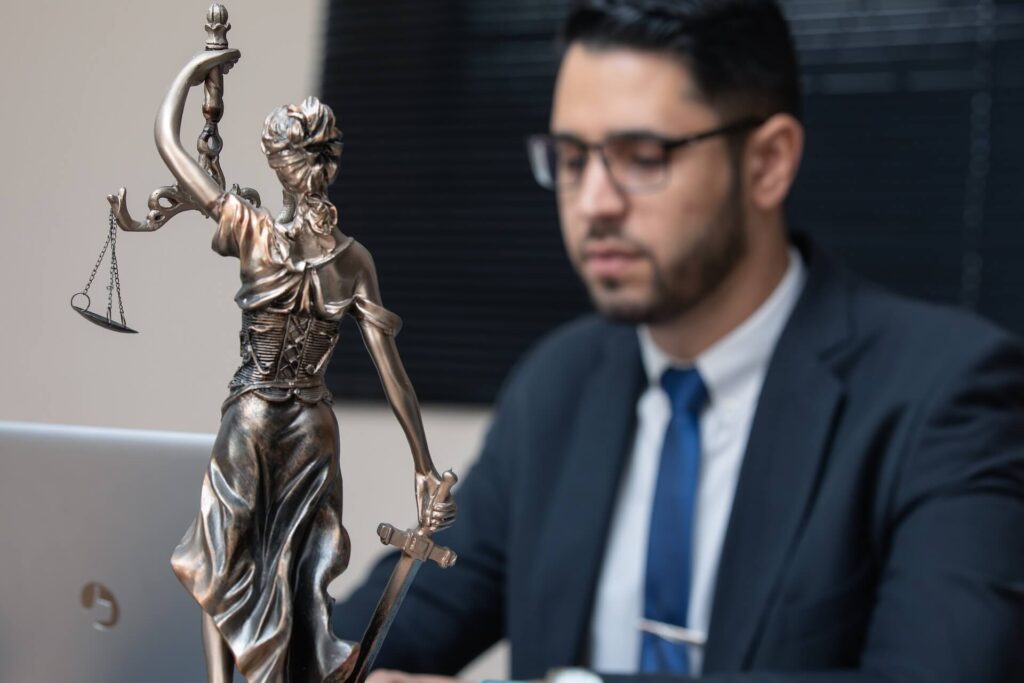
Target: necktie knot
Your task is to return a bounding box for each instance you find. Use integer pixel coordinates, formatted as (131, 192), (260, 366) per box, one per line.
(660, 367), (707, 416)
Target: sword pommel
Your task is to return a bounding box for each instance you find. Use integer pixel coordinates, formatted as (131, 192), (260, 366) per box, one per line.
(377, 523), (457, 568)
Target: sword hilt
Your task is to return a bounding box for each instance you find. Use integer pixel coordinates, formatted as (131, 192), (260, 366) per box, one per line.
(434, 469), (457, 501)
(377, 523), (457, 568)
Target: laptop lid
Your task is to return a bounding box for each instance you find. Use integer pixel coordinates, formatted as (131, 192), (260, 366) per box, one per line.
(0, 420), (220, 682)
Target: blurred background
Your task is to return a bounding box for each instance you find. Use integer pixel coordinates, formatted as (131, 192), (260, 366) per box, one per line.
(0, 0), (1022, 679)
(323, 0), (1024, 403)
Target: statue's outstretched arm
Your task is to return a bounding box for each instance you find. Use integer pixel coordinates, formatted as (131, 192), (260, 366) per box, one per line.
(153, 48), (240, 221)
(353, 247), (457, 533)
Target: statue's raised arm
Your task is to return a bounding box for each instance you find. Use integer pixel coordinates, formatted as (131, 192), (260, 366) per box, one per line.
(151, 48), (240, 219)
(107, 4), (258, 233)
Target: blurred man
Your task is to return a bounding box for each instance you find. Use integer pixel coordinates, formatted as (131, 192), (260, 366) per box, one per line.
(334, 1), (1024, 681)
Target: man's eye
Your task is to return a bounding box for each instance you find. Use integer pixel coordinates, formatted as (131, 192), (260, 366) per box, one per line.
(629, 156), (664, 168)
(560, 155), (587, 171)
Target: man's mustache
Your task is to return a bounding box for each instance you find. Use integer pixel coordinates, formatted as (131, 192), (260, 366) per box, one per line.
(585, 220), (622, 241)
(580, 222), (654, 262)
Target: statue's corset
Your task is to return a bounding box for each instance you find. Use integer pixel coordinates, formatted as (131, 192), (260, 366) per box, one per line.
(225, 309), (340, 406)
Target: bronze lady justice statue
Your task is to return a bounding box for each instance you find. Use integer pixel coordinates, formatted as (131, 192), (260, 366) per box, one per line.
(104, 13), (457, 683)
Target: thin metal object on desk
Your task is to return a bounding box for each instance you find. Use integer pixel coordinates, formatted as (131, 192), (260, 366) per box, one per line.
(638, 618), (707, 647)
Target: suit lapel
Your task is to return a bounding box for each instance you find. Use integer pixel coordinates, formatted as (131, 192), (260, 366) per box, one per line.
(535, 324), (646, 668)
(703, 243), (853, 672)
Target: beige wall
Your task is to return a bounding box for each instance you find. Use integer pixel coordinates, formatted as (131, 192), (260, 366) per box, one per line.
(0, 0), (505, 677)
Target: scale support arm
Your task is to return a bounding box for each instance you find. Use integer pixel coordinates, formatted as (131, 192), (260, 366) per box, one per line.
(108, 3), (259, 233)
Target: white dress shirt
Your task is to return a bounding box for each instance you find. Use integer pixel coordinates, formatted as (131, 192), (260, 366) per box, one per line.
(589, 248), (806, 676)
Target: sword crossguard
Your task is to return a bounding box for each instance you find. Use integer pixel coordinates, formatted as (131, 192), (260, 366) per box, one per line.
(377, 523), (457, 569)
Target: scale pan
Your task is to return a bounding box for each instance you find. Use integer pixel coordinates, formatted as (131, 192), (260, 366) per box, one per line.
(70, 302), (138, 334)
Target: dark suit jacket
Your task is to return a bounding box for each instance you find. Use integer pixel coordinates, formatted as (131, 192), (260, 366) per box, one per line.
(333, 242), (1024, 682)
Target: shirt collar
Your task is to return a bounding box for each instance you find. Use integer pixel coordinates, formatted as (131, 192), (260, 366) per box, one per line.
(638, 246), (807, 404)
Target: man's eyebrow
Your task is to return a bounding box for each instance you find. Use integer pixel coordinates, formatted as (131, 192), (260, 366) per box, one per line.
(603, 128), (668, 138)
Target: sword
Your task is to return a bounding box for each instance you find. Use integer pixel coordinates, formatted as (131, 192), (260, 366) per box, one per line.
(335, 470), (458, 683)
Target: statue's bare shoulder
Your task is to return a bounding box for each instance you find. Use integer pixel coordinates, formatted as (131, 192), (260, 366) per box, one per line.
(341, 237), (384, 297)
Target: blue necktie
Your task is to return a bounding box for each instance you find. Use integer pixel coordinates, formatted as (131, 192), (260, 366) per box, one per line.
(640, 367), (707, 674)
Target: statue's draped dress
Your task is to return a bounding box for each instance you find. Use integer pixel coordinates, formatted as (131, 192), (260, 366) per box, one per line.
(171, 194), (400, 683)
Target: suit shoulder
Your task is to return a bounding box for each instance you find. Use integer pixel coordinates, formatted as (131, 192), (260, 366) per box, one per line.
(845, 277), (1024, 380)
(860, 280), (1015, 344)
(501, 314), (635, 396)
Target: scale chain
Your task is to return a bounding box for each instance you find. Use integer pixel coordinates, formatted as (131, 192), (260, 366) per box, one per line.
(81, 209), (115, 297)
(107, 210), (127, 326)
(69, 206), (137, 334)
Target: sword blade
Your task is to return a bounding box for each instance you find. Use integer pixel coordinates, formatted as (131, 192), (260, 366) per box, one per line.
(336, 553), (422, 683)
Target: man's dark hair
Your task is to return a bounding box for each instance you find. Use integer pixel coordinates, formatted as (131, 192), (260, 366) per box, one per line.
(562, 0), (802, 122)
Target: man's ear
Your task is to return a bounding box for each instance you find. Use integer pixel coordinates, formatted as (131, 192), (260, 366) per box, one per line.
(743, 113), (804, 211)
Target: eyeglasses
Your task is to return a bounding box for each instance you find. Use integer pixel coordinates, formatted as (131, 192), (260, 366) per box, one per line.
(525, 117), (765, 193)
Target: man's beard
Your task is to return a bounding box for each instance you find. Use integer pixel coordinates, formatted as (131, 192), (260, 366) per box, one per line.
(584, 180), (747, 325)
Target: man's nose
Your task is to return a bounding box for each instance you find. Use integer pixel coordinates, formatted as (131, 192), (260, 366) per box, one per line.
(576, 153), (628, 219)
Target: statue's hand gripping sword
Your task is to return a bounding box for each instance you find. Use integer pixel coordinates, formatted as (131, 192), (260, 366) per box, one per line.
(334, 470), (458, 683)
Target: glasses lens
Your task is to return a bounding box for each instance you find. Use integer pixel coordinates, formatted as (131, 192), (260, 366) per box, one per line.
(526, 136), (556, 189)
(527, 136), (588, 190)
(605, 136), (669, 191)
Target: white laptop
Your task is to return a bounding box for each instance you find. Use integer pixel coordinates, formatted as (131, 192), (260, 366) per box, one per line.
(0, 421), (236, 682)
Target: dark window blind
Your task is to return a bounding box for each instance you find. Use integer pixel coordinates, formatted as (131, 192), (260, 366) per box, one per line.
(320, 0), (1024, 404)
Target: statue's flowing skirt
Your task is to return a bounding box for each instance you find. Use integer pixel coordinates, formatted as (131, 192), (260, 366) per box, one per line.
(171, 393), (353, 683)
